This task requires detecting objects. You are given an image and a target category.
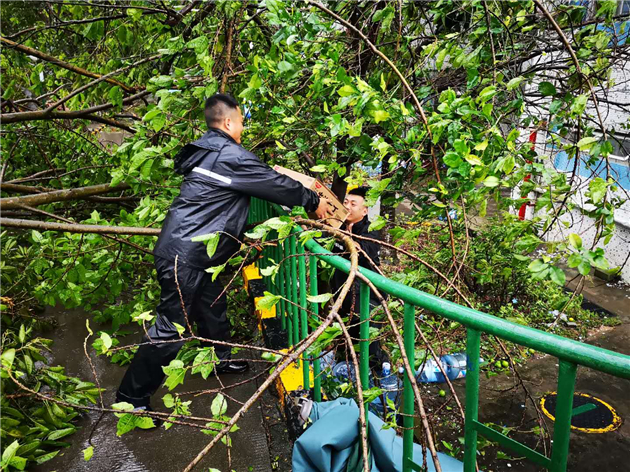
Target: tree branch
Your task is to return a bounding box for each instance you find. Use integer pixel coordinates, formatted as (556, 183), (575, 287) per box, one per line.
(0, 36), (135, 93)
(0, 182), (131, 210)
(0, 217), (160, 237)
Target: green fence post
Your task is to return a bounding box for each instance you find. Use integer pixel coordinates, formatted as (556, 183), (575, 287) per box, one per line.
(463, 328), (481, 472)
(277, 240), (286, 330)
(298, 240), (309, 389)
(402, 303), (416, 471)
(309, 255), (322, 402)
(284, 238), (293, 347)
(550, 360), (578, 472)
(290, 236), (300, 350)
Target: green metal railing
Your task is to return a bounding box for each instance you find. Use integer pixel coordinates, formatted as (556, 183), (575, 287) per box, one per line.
(248, 198), (630, 472)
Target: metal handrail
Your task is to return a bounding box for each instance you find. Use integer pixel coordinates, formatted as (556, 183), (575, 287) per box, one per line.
(251, 199), (630, 472)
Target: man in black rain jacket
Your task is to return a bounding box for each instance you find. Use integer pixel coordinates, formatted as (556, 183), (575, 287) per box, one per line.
(330, 187), (386, 368)
(116, 94), (332, 410)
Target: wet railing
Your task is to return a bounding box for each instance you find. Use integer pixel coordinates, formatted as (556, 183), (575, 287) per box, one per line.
(248, 197), (630, 472)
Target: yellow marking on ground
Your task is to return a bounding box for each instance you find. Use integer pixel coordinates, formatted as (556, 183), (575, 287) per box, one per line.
(540, 391), (622, 433)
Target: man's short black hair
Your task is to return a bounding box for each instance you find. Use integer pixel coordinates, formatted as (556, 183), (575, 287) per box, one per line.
(347, 186), (369, 199)
(204, 94), (239, 129)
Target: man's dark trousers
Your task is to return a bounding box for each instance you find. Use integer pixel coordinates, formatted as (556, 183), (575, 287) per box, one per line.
(116, 256), (230, 407)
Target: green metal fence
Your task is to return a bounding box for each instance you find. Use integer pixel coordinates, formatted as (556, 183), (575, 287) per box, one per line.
(248, 198), (630, 472)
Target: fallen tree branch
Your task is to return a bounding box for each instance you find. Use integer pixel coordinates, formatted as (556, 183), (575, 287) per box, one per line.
(16, 205), (154, 256)
(0, 182), (131, 209)
(0, 217), (160, 236)
(2, 90), (150, 130)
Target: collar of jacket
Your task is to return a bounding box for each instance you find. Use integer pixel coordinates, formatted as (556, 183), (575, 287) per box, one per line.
(343, 215), (370, 235)
(190, 128), (237, 150)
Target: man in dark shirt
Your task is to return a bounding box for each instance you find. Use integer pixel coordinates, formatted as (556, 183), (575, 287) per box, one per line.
(331, 187), (386, 367)
(116, 94), (332, 412)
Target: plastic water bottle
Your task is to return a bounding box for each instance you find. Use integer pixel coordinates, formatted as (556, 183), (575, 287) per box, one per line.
(416, 353), (481, 383)
(332, 361), (356, 382)
(380, 362), (400, 408)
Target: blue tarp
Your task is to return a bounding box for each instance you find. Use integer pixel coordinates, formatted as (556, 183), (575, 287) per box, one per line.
(292, 398), (465, 472)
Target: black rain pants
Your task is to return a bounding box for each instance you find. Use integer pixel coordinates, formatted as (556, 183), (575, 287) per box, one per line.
(116, 256), (231, 407)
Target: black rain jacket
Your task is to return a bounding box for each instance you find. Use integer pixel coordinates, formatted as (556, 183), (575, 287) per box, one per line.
(153, 128), (320, 270)
(331, 215), (381, 313)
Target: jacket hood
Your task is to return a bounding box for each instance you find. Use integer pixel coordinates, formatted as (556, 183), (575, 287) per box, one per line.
(174, 128), (235, 175)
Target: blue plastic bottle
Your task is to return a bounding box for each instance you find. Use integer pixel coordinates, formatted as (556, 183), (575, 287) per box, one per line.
(416, 353), (481, 383)
(332, 361), (356, 382)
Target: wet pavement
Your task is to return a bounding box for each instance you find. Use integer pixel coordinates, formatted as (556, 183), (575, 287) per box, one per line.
(32, 307), (273, 472)
(28, 272), (629, 472)
(431, 273), (630, 472)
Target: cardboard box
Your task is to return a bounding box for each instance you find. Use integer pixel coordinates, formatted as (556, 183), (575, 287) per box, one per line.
(273, 165), (348, 229)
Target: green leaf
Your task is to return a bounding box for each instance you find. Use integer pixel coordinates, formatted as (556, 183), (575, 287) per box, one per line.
(528, 259), (548, 273)
(191, 232), (220, 259)
(506, 76), (525, 90)
(205, 263), (226, 281)
(112, 402), (135, 412)
(368, 215), (387, 231)
(278, 60), (293, 73)
(477, 85), (497, 102)
(306, 293), (334, 304)
(108, 86), (123, 109)
(372, 109), (390, 123)
(578, 260), (591, 276)
(483, 176), (500, 187)
(443, 151), (462, 168)
(298, 230), (322, 245)
(474, 140), (488, 152)
(588, 177), (607, 204)
(260, 264), (279, 278)
(550, 266), (566, 286)
(48, 427), (76, 440)
(162, 359), (186, 390)
(83, 446), (94, 461)
(100, 332), (112, 352)
(453, 139), (469, 156)
(464, 154), (482, 166)
(571, 94), (588, 114)
(577, 137), (598, 151)
(568, 233), (583, 249)
(186, 36), (209, 54)
(162, 394), (175, 409)
(256, 292), (282, 311)
(173, 322), (185, 336)
(211, 393), (228, 417)
(538, 81), (557, 96)
(2, 440), (19, 464)
(567, 253), (582, 268)
(34, 450), (60, 465)
(115, 413), (153, 436)
(337, 84), (357, 97)
(191, 348), (217, 379)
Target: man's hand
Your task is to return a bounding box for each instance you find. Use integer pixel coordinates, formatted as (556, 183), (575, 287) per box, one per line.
(314, 198), (334, 220)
